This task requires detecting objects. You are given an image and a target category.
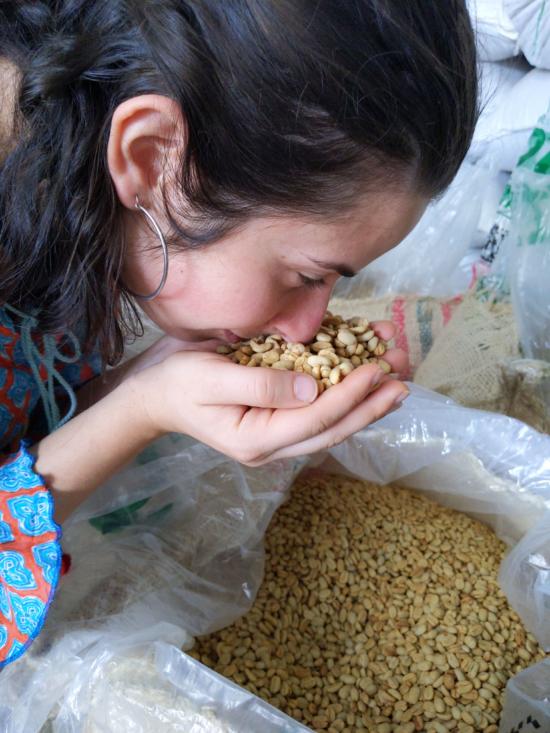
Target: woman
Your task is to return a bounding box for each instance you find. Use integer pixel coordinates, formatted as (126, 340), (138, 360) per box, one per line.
(0, 0), (477, 665)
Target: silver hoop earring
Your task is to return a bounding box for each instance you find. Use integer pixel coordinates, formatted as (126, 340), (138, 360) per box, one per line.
(126, 197), (169, 301)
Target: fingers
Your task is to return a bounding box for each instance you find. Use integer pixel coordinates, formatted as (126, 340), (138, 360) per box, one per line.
(186, 339), (229, 352)
(380, 348), (408, 376)
(237, 364), (404, 457)
(164, 337), (223, 353)
(369, 320), (397, 342)
(202, 359), (320, 409)
(267, 377), (410, 461)
(367, 321), (408, 375)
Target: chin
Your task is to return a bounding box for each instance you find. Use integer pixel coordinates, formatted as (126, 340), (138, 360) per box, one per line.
(159, 326), (212, 343)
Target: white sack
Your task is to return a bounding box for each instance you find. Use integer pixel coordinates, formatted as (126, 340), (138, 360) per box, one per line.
(468, 0), (521, 60)
(472, 64), (550, 171)
(505, 0), (550, 68)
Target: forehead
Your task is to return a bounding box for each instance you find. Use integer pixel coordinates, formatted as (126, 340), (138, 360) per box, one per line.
(243, 188), (428, 263)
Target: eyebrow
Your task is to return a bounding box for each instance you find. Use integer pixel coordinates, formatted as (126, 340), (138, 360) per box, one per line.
(310, 258), (357, 279)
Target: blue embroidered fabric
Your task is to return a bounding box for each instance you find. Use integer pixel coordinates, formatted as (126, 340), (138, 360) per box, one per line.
(0, 305), (102, 666)
(0, 441), (62, 667)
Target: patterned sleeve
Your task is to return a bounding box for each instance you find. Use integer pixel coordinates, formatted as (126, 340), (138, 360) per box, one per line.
(0, 304), (103, 451)
(0, 440), (61, 667)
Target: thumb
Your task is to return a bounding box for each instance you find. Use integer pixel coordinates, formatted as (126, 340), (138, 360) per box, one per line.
(207, 360), (319, 408)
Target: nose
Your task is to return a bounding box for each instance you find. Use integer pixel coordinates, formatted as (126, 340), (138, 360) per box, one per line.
(270, 288), (332, 344)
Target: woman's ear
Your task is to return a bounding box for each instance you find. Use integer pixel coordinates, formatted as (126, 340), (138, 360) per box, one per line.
(107, 94), (184, 210)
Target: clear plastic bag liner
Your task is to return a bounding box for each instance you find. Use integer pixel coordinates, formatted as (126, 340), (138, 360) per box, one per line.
(509, 152), (550, 363)
(499, 657), (550, 731)
(85, 633), (313, 733)
(1, 385), (550, 731)
(498, 509), (550, 652)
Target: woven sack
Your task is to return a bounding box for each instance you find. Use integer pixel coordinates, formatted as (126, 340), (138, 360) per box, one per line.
(329, 293), (461, 381)
(413, 285), (520, 411)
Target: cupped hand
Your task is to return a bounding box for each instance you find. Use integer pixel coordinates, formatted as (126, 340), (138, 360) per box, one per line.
(136, 322), (409, 466)
(122, 333), (223, 380)
(367, 319), (408, 375)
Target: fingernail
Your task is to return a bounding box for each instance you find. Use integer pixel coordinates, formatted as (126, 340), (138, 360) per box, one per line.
(372, 369), (385, 386)
(387, 403), (403, 414)
(294, 375), (318, 403)
(393, 389), (410, 406)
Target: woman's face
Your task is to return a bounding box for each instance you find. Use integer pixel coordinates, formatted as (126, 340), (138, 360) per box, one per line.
(122, 188), (427, 345)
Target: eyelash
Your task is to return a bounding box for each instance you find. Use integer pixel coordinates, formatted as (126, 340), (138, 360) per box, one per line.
(300, 274), (329, 290)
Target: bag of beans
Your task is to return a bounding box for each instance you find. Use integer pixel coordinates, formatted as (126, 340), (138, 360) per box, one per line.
(1, 386), (550, 732)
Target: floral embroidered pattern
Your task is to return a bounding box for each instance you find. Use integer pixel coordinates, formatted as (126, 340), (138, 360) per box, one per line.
(0, 511), (14, 544)
(0, 451), (43, 493)
(9, 592), (45, 636)
(0, 305), (102, 452)
(0, 584), (11, 620)
(32, 542), (61, 586)
(0, 306), (99, 668)
(0, 551), (37, 590)
(0, 443), (62, 668)
(6, 637), (25, 663)
(7, 493), (57, 536)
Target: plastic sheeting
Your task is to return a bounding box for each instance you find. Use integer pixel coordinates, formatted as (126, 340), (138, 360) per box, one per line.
(499, 657), (550, 731)
(1, 386), (550, 730)
(508, 115), (550, 364)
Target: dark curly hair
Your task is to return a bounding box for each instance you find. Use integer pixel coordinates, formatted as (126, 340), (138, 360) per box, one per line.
(0, 0), (478, 366)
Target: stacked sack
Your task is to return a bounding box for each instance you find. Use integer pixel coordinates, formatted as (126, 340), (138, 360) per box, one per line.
(505, 0), (550, 69)
(468, 0), (550, 68)
(468, 0), (550, 175)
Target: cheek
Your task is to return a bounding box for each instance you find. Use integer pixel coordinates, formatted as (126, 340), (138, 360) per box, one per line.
(160, 266), (288, 329)
(216, 279), (288, 326)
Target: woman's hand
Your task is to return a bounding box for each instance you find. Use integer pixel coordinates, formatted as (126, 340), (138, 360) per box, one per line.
(122, 333), (224, 378)
(32, 320), (407, 523)
(135, 320), (409, 466)
(76, 333), (224, 411)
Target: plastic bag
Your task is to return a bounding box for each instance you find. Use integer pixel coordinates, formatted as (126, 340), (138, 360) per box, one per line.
(499, 658), (550, 732)
(499, 509), (550, 655)
(2, 386), (550, 730)
(507, 113), (550, 363)
(0, 620), (314, 733)
(473, 66), (550, 173)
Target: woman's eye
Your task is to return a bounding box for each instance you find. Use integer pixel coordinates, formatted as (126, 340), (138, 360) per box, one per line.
(299, 274), (329, 290)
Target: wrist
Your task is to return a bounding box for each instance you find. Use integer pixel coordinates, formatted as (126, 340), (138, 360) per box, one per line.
(125, 365), (168, 443)
(28, 372), (168, 525)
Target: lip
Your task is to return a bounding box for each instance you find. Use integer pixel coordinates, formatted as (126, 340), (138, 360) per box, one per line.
(221, 329), (244, 344)
(220, 329), (289, 344)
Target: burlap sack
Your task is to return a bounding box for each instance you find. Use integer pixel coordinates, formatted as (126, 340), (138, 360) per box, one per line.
(329, 293), (461, 381)
(496, 358), (550, 434)
(413, 286), (520, 411)
(333, 287), (550, 434)
(410, 286), (550, 435)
